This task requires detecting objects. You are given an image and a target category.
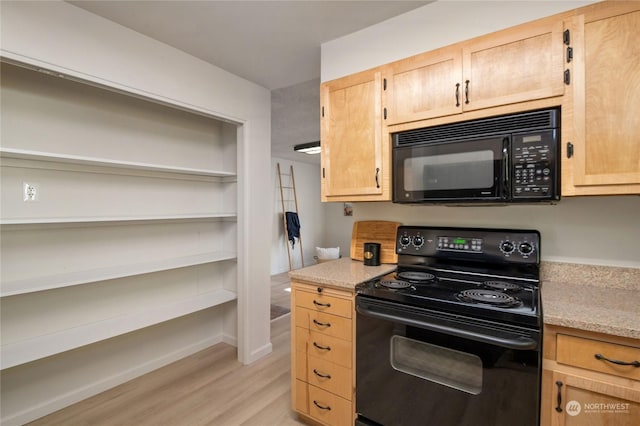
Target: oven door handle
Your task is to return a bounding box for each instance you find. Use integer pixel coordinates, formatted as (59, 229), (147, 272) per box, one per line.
(357, 301), (538, 350)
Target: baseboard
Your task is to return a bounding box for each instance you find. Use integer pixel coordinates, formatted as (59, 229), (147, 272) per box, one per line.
(2, 335), (224, 426)
(222, 332), (237, 347)
(244, 341), (273, 365)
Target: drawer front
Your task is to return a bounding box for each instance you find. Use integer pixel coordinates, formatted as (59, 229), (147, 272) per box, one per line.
(308, 384), (353, 426)
(295, 307), (352, 341)
(295, 289), (352, 319)
(557, 334), (640, 380)
(307, 354), (353, 400)
(295, 327), (352, 369)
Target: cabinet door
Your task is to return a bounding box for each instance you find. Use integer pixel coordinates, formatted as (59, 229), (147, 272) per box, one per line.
(321, 69), (387, 201)
(462, 18), (565, 111)
(385, 47), (463, 124)
(550, 371), (640, 426)
(565, 4), (640, 195)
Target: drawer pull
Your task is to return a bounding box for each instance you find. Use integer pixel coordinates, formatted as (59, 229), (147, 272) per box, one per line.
(313, 300), (331, 308)
(313, 342), (331, 351)
(313, 400), (332, 411)
(594, 353), (640, 367)
(313, 319), (331, 328)
(555, 381), (563, 412)
(313, 369), (332, 379)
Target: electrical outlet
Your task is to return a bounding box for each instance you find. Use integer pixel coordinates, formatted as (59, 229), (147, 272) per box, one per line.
(23, 182), (39, 202)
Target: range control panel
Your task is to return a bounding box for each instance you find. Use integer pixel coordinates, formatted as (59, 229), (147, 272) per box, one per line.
(397, 226), (540, 264)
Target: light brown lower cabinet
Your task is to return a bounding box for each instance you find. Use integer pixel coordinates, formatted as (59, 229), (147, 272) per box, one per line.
(542, 325), (640, 426)
(291, 281), (355, 426)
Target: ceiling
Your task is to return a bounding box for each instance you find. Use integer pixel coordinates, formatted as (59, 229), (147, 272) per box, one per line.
(69, 0), (431, 90)
(68, 0), (431, 164)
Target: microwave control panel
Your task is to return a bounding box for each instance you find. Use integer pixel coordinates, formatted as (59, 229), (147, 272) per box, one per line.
(511, 130), (558, 199)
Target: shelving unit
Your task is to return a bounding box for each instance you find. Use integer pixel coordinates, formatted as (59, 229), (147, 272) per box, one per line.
(0, 147), (237, 178)
(1, 251), (237, 297)
(1, 287), (237, 369)
(0, 61), (240, 371)
(0, 213), (236, 226)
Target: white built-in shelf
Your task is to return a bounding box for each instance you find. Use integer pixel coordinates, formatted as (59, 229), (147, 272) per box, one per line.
(0, 213), (237, 226)
(0, 288), (237, 369)
(0, 148), (236, 178)
(0, 251), (237, 297)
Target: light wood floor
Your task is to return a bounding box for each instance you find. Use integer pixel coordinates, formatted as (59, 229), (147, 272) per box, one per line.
(271, 271), (292, 319)
(29, 275), (301, 426)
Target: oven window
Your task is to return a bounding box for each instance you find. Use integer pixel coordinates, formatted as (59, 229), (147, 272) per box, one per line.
(390, 335), (483, 395)
(403, 150), (494, 191)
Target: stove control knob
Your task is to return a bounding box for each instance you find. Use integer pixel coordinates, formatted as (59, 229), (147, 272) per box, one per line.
(413, 235), (424, 248)
(519, 242), (534, 256)
(399, 235), (411, 247)
(500, 241), (515, 255)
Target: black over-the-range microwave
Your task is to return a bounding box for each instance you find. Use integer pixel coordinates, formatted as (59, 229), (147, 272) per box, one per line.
(392, 108), (560, 204)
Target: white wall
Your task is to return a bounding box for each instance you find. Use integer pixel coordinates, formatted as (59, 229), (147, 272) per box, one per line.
(323, 197), (640, 268)
(1, 1), (271, 424)
(271, 158), (324, 274)
(321, 0), (640, 269)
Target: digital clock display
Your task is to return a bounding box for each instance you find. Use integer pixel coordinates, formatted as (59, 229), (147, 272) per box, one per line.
(438, 236), (483, 252)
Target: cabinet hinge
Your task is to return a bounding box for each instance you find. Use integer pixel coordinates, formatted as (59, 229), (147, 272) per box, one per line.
(566, 46), (573, 63)
(383, 107), (387, 120)
(383, 78), (387, 91)
(563, 29), (570, 45)
(564, 69), (571, 85)
(566, 142), (574, 159)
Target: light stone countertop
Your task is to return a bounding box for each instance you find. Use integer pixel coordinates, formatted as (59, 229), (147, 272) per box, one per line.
(541, 262), (640, 340)
(288, 257), (396, 290)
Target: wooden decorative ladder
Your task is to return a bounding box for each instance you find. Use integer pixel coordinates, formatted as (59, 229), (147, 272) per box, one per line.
(277, 163), (304, 270)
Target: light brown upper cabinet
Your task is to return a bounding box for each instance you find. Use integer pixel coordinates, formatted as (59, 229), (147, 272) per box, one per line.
(385, 16), (566, 125)
(563, 2), (640, 195)
(384, 46), (463, 124)
(321, 68), (390, 201)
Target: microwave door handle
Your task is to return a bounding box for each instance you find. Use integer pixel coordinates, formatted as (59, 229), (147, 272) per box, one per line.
(502, 137), (510, 199)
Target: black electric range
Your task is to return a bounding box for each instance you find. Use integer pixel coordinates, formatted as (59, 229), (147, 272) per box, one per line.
(355, 225), (543, 426)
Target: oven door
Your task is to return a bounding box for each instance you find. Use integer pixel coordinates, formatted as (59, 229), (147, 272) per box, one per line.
(355, 296), (541, 426)
(393, 136), (510, 203)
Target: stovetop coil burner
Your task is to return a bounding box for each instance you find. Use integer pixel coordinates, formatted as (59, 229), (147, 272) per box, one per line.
(483, 280), (523, 292)
(397, 271), (435, 283)
(457, 289), (522, 307)
(378, 280), (412, 289)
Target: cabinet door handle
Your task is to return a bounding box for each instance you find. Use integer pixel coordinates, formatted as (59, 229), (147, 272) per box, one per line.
(313, 300), (331, 308)
(313, 342), (331, 351)
(313, 400), (332, 411)
(313, 369), (332, 379)
(455, 83), (461, 107)
(555, 381), (563, 412)
(595, 353), (640, 367)
(464, 80), (470, 104)
(313, 319), (331, 328)
(566, 142), (574, 159)
(375, 167), (380, 188)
